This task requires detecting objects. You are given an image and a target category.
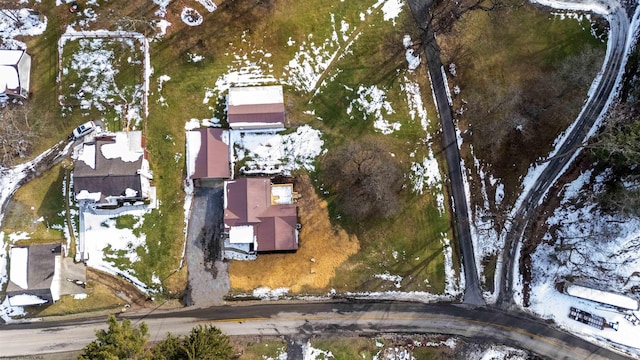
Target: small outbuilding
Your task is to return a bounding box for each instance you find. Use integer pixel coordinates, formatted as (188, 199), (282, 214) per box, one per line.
(0, 49), (31, 99)
(227, 85), (285, 130)
(186, 128), (230, 180)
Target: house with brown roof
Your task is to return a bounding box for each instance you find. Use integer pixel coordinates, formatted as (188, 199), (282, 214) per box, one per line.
(186, 128), (230, 180)
(6, 244), (62, 306)
(227, 85), (285, 130)
(0, 49), (31, 99)
(73, 131), (153, 207)
(223, 177), (298, 256)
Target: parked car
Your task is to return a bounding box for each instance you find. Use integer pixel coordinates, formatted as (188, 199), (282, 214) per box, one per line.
(72, 121), (96, 140)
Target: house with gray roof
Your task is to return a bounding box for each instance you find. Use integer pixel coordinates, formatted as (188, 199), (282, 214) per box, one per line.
(73, 131), (153, 207)
(6, 244), (62, 306)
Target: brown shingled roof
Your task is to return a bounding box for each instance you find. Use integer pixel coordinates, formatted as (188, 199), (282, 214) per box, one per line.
(191, 128), (230, 179)
(224, 177), (298, 252)
(227, 86), (285, 129)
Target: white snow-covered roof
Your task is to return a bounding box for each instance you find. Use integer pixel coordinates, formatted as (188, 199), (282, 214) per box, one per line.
(229, 225), (255, 244)
(8, 294), (48, 306)
(185, 130), (202, 178)
(566, 284), (639, 310)
(78, 143), (96, 169)
(100, 132), (143, 162)
(0, 66), (19, 90)
(0, 50), (24, 65)
(228, 85), (283, 106)
(76, 190), (102, 202)
(51, 255), (62, 302)
(9, 247), (28, 290)
(271, 184), (293, 205)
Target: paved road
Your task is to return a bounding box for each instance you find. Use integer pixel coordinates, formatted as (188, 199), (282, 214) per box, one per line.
(498, 2), (632, 307)
(184, 181), (230, 307)
(0, 301), (632, 359)
(407, 0), (485, 306)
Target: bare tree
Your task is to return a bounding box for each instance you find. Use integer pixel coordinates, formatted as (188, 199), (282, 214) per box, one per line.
(321, 137), (404, 222)
(589, 105), (640, 168)
(115, 16), (158, 37)
(428, 0), (508, 34)
(0, 103), (37, 166)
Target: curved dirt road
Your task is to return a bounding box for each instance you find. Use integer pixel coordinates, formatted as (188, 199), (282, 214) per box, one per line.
(498, 2), (632, 307)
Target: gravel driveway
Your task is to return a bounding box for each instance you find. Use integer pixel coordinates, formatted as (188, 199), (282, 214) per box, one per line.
(184, 181), (229, 307)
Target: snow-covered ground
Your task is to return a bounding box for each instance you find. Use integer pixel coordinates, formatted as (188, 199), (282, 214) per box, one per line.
(261, 337), (529, 360)
(526, 168), (640, 355)
(0, 9), (47, 50)
(58, 29), (151, 128)
(81, 207), (152, 293)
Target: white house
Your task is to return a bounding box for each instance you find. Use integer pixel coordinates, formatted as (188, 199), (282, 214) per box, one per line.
(0, 49), (31, 99)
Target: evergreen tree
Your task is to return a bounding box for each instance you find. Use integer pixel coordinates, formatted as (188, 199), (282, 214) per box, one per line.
(79, 315), (151, 360)
(152, 325), (234, 360)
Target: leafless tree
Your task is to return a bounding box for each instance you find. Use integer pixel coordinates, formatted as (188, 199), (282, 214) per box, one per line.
(321, 137), (404, 222)
(428, 0), (508, 34)
(115, 16), (158, 37)
(589, 105), (640, 168)
(0, 10), (24, 28)
(0, 103), (37, 166)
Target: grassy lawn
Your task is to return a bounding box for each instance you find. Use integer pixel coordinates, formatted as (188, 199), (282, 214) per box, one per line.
(436, 2), (606, 292)
(2, 162), (68, 243)
(183, 0), (454, 295)
(310, 336), (457, 359)
(33, 282), (124, 317)
(59, 36), (145, 131)
(439, 3), (606, 204)
(234, 338), (287, 360)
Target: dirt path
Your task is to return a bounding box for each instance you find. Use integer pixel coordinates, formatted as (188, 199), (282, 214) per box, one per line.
(88, 268), (152, 308)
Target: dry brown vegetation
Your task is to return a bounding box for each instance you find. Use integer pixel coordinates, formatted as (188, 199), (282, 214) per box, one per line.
(229, 174), (359, 293)
(321, 136), (403, 222)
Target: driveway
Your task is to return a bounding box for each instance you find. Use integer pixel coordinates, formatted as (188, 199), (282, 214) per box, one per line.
(184, 181), (229, 307)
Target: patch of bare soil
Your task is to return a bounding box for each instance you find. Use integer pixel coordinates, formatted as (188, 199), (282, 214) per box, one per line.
(519, 154), (593, 306)
(88, 268), (154, 309)
(229, 173), (359, 293)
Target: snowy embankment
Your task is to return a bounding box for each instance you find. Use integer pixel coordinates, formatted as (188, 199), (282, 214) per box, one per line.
(527, 169), (640, 355)
(464, 0), (640, 304)
(508, 0), (640, 355)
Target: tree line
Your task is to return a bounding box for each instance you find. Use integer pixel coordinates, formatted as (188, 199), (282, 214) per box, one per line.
(79, 315), (234, 360)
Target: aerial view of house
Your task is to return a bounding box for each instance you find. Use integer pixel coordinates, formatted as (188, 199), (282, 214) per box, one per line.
(0, 49), (30, 99)
(224, 177), (299, 255)
(73, 131), (153, 207)
(1, 0), (640, 358)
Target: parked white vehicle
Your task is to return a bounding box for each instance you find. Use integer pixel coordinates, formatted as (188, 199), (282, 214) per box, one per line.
(72, 121), (96, 140)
